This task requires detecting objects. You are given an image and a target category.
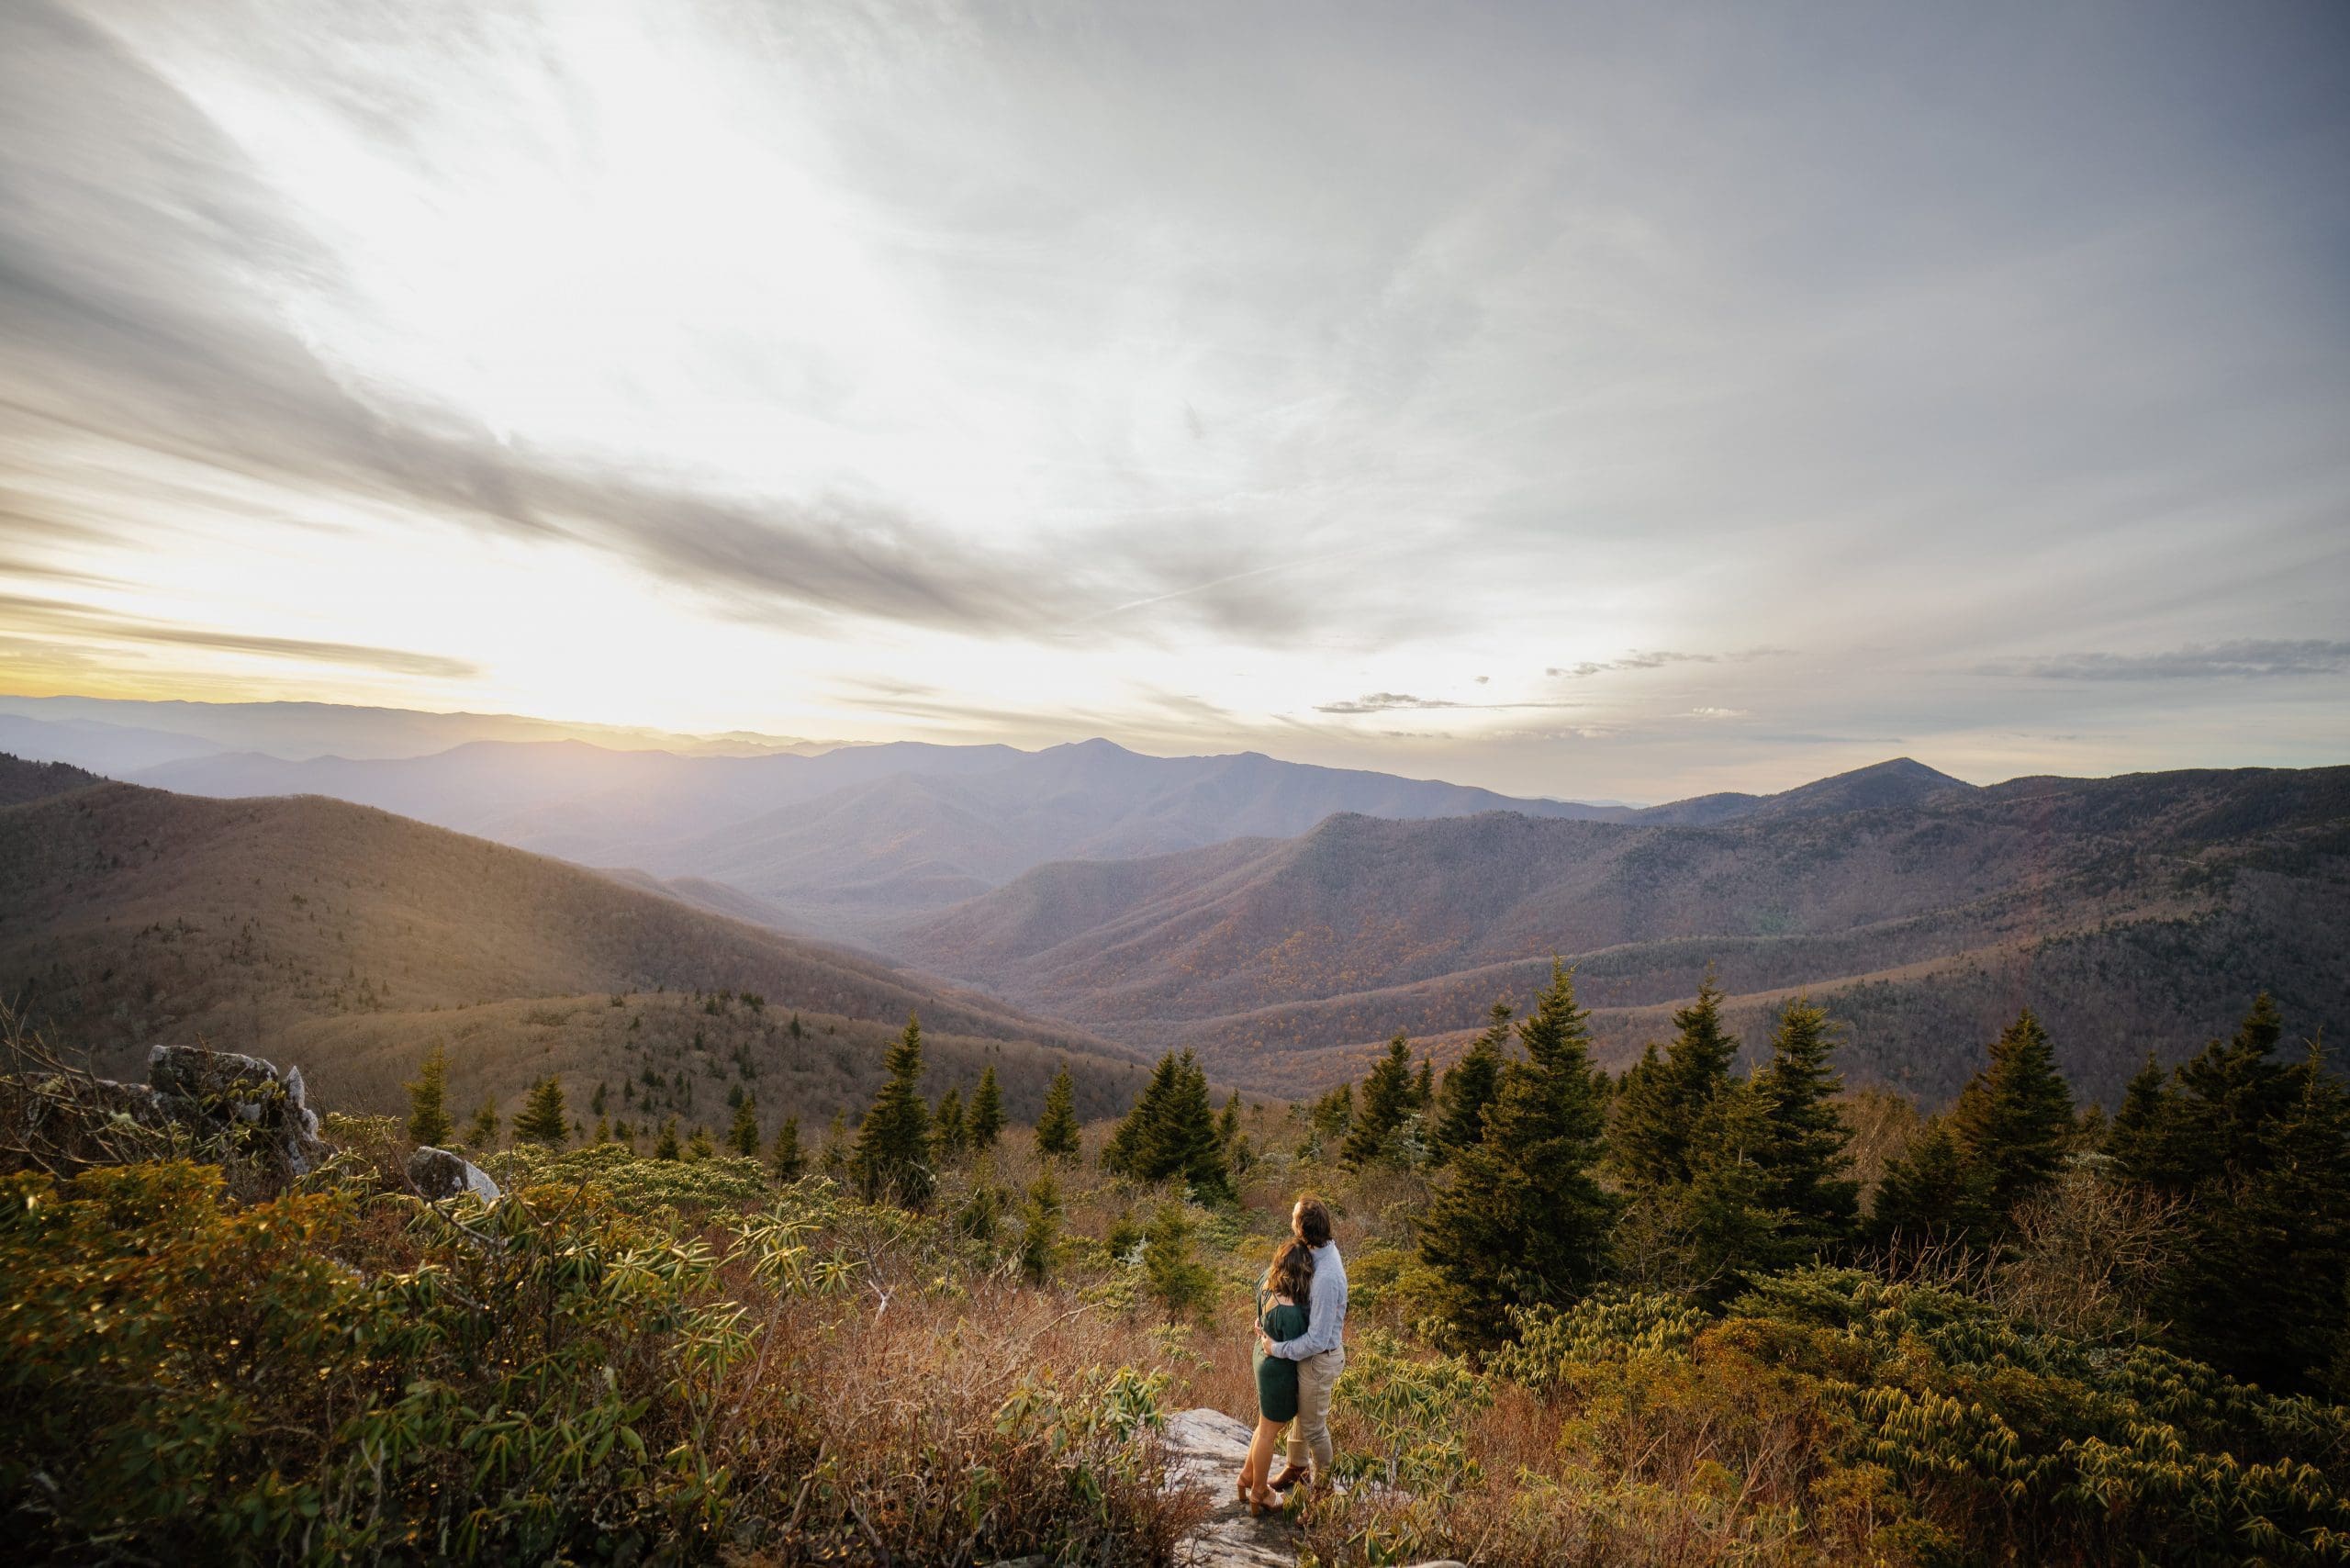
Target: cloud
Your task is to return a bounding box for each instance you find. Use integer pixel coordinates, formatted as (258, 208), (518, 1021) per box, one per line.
(1688, 706), (1747, 718)
(1987, 640), (2350, 681)
(1315, 691), (1461, 714)
(0, 593), (476, 678)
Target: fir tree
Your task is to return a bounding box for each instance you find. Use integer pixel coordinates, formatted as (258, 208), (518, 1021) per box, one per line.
(655, 1118), (681, 1161)
(1142, 1203), (1215, 1318)
(1019, 1172), (1061, 1284)
(464, 1095), (498, 1150)
(1610, 972), (1739, 1191)
(514, 1077), (569, 1148)
(1419, 961), (1616, 1342)
(1102, 1050), (1229, 1198)
(1216, 1092), (1243, 1154)
(687, 1126), (714, 1160)
(852, 1014), (934, 1206)
(1414, 1057), (1436, 1109)
(821, 1109), (850, 1175)
(1868, 1118), (1990, 1245)
(727, 1093), (761, 1158)
(1750, 996), (1858, 1248)
(589, 1081), (608, 1116)
(1947, 1008), (2076, 1225)
(933, 1085), (967, 1160)
(1676, 1078), (1793, 1303)
(769, 1115), (804, 1182)
(1035, 1065), (1081, 1162)
(1304, 1082), (1353, 1158)
(404, 1044), (453, 1148)
(1432, 1002), (1509, 1158)
(1342, 1033), (1420, 1167)
(2103, 1050), (2176, 1182)
(968, 1065), (1005, 1150)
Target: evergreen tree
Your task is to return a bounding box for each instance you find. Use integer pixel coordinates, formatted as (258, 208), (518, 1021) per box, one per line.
(1414, 1057), (1436, 1109)
(821, 1110), (850, 1175)
(1035, 1066), (1080, 1162)
(852, 1014), (935, 1207)
(1142, 1203), (1215, 1318)
(1676, 1078), (1794, 1303)
(1019, 1172), (1061, 1284)
(655, 1117), (681, 1161)
(2119, 998), (2350, 1393)
(589, 1081), (608, 1117)
(1102, 1050), (1229, 1198)
(1750, 996), (1858, 1248)
(769, 1115), (804, 1182)
(1419, 961), (1616, 1342)
(1216, 1092), (1243, 1154)
(514, 1077), (569, 1148)
(1947, 1008), (2076, 1225)
(1867, 1118), (1987, 1245)
(1304, 1081), (1353, 1158)
(934, 1085), (968, 1159)
(1431, 1002), (1509, 1159)
(1610, 972), (1740, 1191)
(404, 1044), (453, 1148)
(2103, 1050), (2176, 1182)
(968, 1065), (1005, 1150)
(592, 1116), (610, 1144)
(464, 1094), (498, 1150)
(1342, 1034), (1420, 1167)
(727, 1093), (761, 1158)
(687, 1126), (714, 1160)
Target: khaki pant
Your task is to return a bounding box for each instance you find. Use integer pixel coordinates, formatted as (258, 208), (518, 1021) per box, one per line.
(1283, 1345), (1344, 1478)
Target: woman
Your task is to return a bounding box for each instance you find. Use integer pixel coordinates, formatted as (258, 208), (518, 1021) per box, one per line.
(1238, 1237), (1315, 1513)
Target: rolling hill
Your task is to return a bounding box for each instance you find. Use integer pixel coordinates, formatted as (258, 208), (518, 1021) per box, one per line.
(882, 764), (2350, 1105)
(0, 760), (1158, 1145)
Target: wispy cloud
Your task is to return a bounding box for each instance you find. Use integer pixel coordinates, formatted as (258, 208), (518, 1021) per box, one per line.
(1987, 640), (2350, 681)
(0, 594), (476, 678)
(1315, 691), (1461, 714)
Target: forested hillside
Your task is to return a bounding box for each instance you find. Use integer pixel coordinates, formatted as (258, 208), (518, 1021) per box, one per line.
(0, 767), (1151, 1133)
(890, 765), (2350, 1103)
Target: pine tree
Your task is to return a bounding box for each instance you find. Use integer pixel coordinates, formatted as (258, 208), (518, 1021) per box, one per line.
(589, 1081), (608, 1117)
(514, 1076), (569, 1147)
(1414, 1057), (1436, 1109)
(968, 1065), (1005, 1150)
(1675, 1078), (1793, 1303)
(687, 1126), (714, 1160)
(2103, 1051), (2176, 1182)
(1432, 1002), (1509, 1159)
(1142, 1203), (1215, 1318)
(1610, 972), (1740, 1191)
(1102, 1054), (1179, 1175)
(1304, 1082), (1353, 1158)
(1216, 1092), (1243, 1153)
(464, 1094), (498, 1150)
(852, 1014), (935, 1206)
(727, 1092), (761, 1157)
(1750, 996), (1857, 1248)
(405, 1044), (453, 1147)
(1342, 1034), (1419, 1167)
(592, 1115), (610, 1144)
(1947, 1008), (2076, 1225)
(1419, 961), (1616, 1342)
(934, 1085), (967, 1160)
(1035, 1065), (1081, 1162)
(655, 1117), (681, 1161)
(769, 1115), (804, 1182)
(821, 1109), (851, 1175)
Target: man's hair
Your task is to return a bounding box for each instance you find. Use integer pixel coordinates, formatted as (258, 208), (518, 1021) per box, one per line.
(1292, 1194), (1333, 1248)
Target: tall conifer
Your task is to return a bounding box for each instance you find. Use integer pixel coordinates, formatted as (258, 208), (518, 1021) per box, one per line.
(1342, 1034), (1419, 1167)
(853, 1014), (935, 1206)
(1947, 1008), (2075, 1224)
(405, 1044), (453, 1148)
(1613, 973), (1740, 1190)
(968, 1065), (1005, 1149)
(934, 1085), (968, 1159)
(514, 1076), (569, 1147)
(1035, 1065), (1080, 1162)
(769, 1115), (804, 1182)
(1432, 1002), (1510, 1158)
(1419, 961), (1615, 1342)
(727, 1092), (761, 1158)
(1751, 996), (1858, 1246)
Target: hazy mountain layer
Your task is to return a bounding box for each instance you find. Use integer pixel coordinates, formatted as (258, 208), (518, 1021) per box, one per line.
(883, 765), (2350, 1104)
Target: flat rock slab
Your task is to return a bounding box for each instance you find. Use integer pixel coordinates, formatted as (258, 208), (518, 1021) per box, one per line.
(1163, 1407), (1296, 1568)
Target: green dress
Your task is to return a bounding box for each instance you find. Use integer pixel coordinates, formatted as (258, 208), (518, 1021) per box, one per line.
(1253, 1289), (1310, 1424)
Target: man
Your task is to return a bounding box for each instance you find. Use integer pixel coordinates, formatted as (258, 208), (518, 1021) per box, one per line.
(1257, 1193), (1346, 1491)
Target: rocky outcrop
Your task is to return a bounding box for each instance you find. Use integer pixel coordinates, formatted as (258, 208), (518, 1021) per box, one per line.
(1158, 1408), (1462, 1568)
(408, 1144), (501, 1203)
(0, 1044), (326, 1186)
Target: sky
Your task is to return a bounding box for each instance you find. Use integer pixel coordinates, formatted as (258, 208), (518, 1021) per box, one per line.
(1, 0), (2345, 801)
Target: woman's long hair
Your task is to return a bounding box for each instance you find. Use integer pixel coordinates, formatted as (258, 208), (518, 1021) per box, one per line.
(1262, 1236), (1315, 1302)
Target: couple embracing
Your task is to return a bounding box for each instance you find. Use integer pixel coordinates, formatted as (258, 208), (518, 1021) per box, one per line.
(1237, 1194), (1347, 1513)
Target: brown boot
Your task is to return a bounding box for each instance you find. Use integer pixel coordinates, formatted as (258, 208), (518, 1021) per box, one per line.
(1269, 1462), (1309, 1493)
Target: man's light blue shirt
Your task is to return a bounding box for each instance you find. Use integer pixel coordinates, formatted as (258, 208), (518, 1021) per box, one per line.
(1268, 1240), (1346, 1360)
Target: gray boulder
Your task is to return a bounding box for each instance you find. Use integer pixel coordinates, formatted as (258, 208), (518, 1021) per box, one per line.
(146, 1044), (327, 1175)
(408, 1145), (501, 1203)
